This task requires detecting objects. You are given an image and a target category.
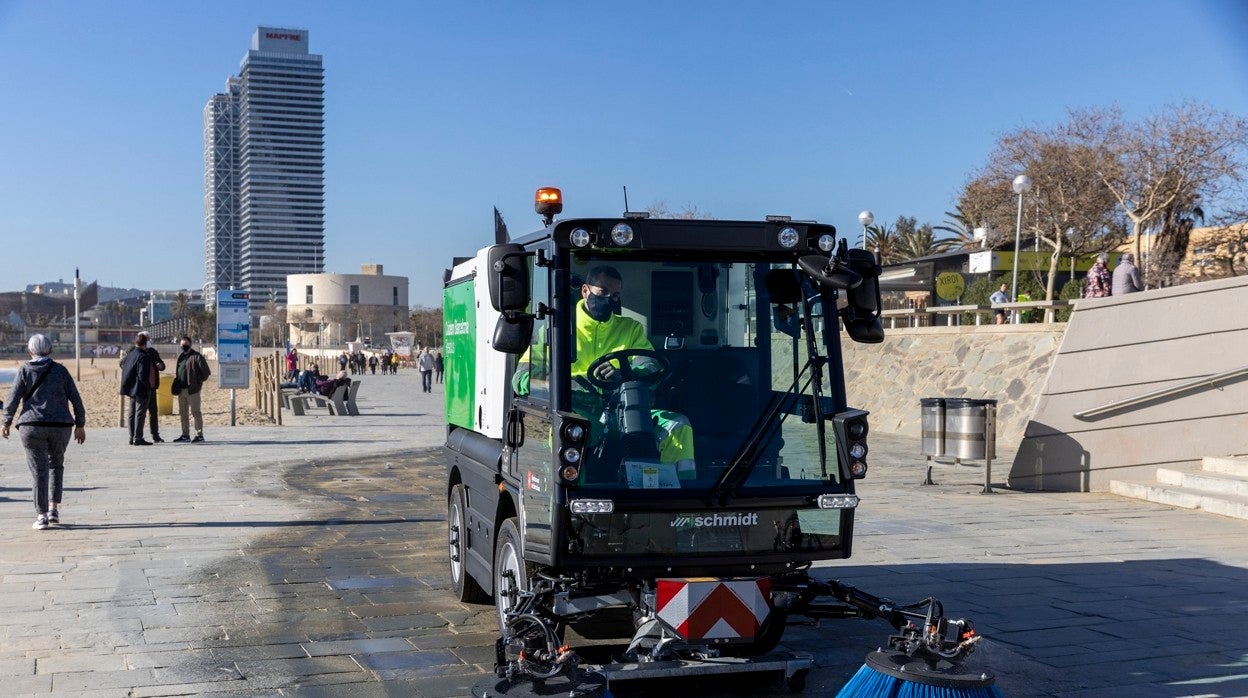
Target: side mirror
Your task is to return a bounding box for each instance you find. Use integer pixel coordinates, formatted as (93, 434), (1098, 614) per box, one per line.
(841, 249), (884, 344)
(487, 243), (530, 312)
(493, 314), (534, 354)
(798, 255), (862, 290)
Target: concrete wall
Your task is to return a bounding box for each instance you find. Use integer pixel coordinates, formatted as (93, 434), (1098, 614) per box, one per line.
(840, 325), (1065, 446)
(1009, 275), (1248, 492)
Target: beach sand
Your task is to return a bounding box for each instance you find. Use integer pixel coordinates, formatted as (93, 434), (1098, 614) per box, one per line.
(2, 357), (275, 430)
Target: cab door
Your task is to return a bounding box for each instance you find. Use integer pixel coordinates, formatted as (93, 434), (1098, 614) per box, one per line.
(514, 251), (555, 564)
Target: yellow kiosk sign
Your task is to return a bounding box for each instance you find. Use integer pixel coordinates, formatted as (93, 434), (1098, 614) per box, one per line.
(935, 272), (965, 301)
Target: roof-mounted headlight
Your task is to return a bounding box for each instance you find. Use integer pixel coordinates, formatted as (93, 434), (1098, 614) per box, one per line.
(818, 234), (836, 252)
(569, 228), (591, 248)
(778, 227), (800, 248)
(610, 223), (634, 246)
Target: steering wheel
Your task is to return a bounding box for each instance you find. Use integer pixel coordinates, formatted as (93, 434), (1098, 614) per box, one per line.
(584, 348), (671, 392)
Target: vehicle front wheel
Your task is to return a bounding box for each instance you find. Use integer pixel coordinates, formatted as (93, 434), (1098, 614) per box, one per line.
(448, 484), (488, 603)
(493, 517), (528, 633)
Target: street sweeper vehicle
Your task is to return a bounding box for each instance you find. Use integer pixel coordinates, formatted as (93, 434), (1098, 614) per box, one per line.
(442, 189), (999, 696)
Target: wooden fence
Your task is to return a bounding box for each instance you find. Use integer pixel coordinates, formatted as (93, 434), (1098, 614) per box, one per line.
(252, 352), (336, 424)
(253, 350), (283, 425)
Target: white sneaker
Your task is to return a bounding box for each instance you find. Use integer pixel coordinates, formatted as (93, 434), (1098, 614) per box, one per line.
(32, 515), (48, 530)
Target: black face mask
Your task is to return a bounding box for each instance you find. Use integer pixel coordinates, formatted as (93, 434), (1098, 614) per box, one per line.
(584, 293), (615, 322)
(180, 345), (191, 352)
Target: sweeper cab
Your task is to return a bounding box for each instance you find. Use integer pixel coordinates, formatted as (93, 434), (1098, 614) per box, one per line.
(442, 189), (994, 695)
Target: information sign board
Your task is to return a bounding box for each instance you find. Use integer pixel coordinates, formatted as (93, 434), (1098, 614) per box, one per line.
(216, 290), (251, 389)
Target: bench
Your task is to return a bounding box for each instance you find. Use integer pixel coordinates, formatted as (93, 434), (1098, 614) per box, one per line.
(345, 380), (361, 416)
(288, 383), (349, 416)
(280, 387), (302, 410)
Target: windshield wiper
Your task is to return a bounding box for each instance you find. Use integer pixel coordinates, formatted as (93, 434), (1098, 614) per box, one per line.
(707, 357), (819, 506)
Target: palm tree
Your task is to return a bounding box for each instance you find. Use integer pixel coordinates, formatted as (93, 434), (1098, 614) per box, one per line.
(1149, 195), (1204, 287)
(864, 222), (899, 264)
(171, 292), (190, 320)
(933, 205), (983, 250)
(895, 223), (951, 261)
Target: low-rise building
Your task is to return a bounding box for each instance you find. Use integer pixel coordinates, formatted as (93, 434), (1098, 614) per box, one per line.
(286, 265), (409, 348)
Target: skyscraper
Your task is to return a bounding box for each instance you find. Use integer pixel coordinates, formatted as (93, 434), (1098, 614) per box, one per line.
(204, 27), (325, 306)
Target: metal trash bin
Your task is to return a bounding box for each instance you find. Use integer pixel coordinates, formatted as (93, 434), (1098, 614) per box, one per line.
(919, 398), (945, 457)
(944, 398), (996, 461)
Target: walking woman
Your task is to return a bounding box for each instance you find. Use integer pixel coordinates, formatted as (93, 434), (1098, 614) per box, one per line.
(1, 334), (87, 530)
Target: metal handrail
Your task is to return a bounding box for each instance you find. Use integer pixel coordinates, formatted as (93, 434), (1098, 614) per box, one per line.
(1073, 364), (1248, 420)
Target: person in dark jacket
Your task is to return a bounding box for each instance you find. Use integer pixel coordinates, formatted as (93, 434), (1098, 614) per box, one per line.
(119, 334), (153, 445)
(2, 334), (87, 530)
(137, 332), (166, 442)
(315, 370), (350, 397)
(171, 336), (212, 443)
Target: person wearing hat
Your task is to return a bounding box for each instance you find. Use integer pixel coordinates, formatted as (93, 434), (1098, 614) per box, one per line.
(119, 333), (155, 445)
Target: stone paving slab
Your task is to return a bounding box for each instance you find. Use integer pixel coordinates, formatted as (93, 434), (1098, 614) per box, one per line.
(2, 371), (1248, 696)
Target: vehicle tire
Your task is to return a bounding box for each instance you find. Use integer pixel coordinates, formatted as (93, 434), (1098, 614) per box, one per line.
(738, 609), (787, 656)
(494, 517), (528, 633)
(448, 484), (488, 603)
(787, 668), (808, 692)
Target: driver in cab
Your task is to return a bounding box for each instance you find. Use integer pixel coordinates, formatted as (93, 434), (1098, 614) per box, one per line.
(513, 265), (696, 481)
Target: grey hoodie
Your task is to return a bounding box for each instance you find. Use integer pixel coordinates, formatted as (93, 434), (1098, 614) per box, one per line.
(2, 358), (86, 429)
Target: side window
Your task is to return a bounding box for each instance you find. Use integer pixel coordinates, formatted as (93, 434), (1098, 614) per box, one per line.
(527, 256), (551, 402)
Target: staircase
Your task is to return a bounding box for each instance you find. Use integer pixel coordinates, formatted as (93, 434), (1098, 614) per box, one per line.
(1110, 456), (1248, 520)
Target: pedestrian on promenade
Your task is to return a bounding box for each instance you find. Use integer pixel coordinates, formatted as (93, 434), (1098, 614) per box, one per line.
(1085, 252), (1112, 298)
(989, 282), (1010, 325)
(391, 352), (400, 374)
(418, 349), (435, 393)
(368, 354), (378, 375)
(285, 347), (299, 381)
(2, 334), (87, 530)
(138, 334), (165, 442)
(1113, 252), (1144, 295)
(434, 351), (444, 384)
(172, 336), (212, 443)
(119, 333), (153, 445)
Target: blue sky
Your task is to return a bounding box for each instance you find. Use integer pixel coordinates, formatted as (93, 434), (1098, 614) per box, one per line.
(1, 1), (1246, 307)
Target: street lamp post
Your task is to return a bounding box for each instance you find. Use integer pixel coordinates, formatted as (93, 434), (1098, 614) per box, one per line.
(858, 210), (874, 251)
(1010, 175), (1032, 324)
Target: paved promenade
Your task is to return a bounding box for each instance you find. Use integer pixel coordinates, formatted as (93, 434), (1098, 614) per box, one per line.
(0, 371), (1246, 697)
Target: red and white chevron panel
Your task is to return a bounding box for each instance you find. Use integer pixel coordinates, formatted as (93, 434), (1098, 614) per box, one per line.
(655, 577), (772, 641)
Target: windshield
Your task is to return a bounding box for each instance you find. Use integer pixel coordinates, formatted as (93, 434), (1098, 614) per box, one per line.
(561, 257), (842, 493)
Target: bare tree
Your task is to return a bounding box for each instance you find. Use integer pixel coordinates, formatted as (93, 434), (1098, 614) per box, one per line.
(644, 201), (713, 219)
(319, 305), (348, 346)
(408, 306), (442, 347)
(1069, 103), (1248, 286)
(959, 123), (1126, 300)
